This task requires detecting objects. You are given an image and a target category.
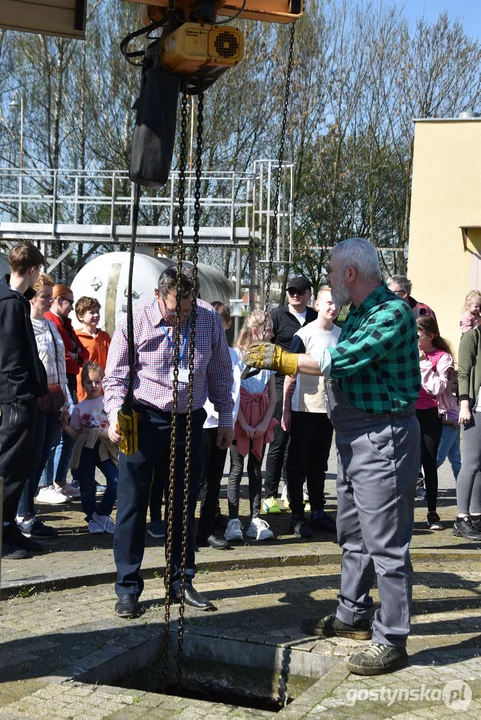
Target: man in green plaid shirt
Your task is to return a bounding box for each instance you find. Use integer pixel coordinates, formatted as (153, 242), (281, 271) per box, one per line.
(245, 238), (421, 676)
(314, 281), (421, 413)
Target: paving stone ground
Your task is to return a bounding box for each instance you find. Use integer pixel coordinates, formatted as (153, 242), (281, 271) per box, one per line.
(1, 454), (480, 719)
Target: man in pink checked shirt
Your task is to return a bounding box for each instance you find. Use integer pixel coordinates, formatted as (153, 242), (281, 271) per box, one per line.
(104, 267), (234, 618)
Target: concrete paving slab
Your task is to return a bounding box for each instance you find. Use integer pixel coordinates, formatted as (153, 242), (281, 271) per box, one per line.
(1, 454), (480, 718)
(1, 457), (477, 599)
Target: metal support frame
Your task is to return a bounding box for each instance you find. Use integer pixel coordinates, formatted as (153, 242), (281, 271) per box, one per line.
(46, 243), (79, 274)
(0, 163), (294, 257)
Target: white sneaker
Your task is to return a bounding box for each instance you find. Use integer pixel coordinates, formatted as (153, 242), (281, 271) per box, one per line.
(35, 485), (69, 504)
(92, 512), (116, 534)
(224, 518), (243, 542)
(246, 517), (275, 541)
(59, 483), (81, 499)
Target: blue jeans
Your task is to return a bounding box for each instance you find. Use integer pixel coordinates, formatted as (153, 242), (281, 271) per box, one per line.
(17, 411), (62, 517)
(114, 405), (204, 597)
(77, 441), (118, 521)
(39, 431), (76, 488)
(436, 424), (461, 480)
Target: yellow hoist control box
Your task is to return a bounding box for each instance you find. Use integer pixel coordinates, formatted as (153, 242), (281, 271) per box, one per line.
(161, 23), (244, 74)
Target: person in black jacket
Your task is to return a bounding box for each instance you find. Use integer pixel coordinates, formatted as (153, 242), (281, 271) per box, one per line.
(263, 276), (317, 513)
(1, 243), (48, 560)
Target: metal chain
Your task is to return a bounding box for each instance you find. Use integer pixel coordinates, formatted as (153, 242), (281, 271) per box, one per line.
(264, 21), (296, 316)
(160, 21), (295, 693)
(267, 23), (296, 708)
(176, 90), (204, 688)
(161, 91), (189, 691)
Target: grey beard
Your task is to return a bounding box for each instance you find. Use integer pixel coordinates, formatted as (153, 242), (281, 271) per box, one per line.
(331, 285), (351, 308)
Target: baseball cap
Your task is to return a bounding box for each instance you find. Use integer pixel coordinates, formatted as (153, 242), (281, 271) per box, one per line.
(287, 276), (311, 293)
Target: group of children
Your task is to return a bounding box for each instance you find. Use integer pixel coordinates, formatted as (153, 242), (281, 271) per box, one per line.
(204, 288), (340, 544)
(28, 287), (119, 536)
(56, 287), (338, 546)
(29, 283), (481, 545)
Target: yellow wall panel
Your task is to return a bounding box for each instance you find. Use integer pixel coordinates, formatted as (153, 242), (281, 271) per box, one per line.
(408, 119), (481, 355)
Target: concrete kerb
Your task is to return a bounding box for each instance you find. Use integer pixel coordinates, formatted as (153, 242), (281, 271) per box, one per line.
(2, 546), (479, 601)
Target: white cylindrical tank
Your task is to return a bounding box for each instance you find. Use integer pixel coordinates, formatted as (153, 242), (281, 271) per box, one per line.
(0, 252), (10, 278)
(71, 252), (234, 336)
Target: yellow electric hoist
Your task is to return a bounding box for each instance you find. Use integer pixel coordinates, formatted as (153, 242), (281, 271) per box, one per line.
(118, 0), (302, 456)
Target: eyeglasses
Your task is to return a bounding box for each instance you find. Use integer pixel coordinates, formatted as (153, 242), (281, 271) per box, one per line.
(59, 296), (74, 305)
(287, 288), (306, 296)
(161, 297), (191, 318)
(392, 290), (405, 297)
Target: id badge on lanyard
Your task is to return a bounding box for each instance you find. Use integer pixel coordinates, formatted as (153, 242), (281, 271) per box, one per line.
(161, 317), (191, 383)
(172, 367), (190, 383)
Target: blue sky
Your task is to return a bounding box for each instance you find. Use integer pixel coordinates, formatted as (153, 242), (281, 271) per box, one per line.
(402, 0), (481, 37)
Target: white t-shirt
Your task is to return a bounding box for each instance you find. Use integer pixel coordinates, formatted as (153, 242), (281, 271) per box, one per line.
(290, 323), (342, 413)
(289, 307), (307, 326)
(70, 397), (109, 431)
(203, 347), (241, 428)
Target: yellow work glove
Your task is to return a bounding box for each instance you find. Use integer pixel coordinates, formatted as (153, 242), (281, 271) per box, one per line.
(244, 342), (298, 376)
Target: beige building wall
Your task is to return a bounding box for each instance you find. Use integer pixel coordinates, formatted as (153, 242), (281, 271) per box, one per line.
(408, 118), (481, 357)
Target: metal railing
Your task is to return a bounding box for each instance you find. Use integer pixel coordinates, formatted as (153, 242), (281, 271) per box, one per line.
(0, 161), (293, 259)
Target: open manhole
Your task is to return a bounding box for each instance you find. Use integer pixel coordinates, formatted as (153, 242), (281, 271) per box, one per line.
(74, 627), (338, 713)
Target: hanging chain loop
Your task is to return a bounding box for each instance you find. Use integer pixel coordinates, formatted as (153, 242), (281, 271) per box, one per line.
(264, 21), (296, 315)
(161, 90), (204, 691)
(176, 90), (204, 688)
(161, 19), (295, 692)
(161, 91), (189, 691)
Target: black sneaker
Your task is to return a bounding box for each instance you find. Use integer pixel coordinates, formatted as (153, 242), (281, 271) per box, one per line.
(470, 515), (481, 533)
(197, 534), (231, 550)
(347, 643), (408, 676)
(310, 510), (337, 534)
(427, 511), (444, 530)
(301, 613), (372, 639)
(290, 514), (313, 538)
(18, 518), (58, 538)
(452, 516), (481, 541)
(4, 527), (43, 552)
(1, 540), (31, 560)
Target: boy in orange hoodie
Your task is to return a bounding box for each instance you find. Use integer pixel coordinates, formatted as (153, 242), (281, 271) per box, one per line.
(74, 297), (111, 402)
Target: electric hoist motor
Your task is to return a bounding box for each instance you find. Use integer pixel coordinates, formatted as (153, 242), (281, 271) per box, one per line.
(161, 22), (244, 74)
(123, 0), (304, 187)
(120, 0), (303, 454)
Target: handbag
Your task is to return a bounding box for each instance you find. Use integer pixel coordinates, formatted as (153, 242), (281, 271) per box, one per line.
(37, 324), (66, 413)
(37, 384), (65, 413)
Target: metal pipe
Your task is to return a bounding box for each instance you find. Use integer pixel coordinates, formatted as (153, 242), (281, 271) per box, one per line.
(19, 95), (24, 223)
(234, 244), (241, 341)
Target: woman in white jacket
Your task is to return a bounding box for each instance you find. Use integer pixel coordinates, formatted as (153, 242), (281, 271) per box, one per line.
(416, 316), (456, 532)
(16, 273), (69, 538)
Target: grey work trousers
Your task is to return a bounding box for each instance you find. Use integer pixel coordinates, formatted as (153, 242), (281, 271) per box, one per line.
(457, 410), (481, 515)
(326, 380), (420, 648)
